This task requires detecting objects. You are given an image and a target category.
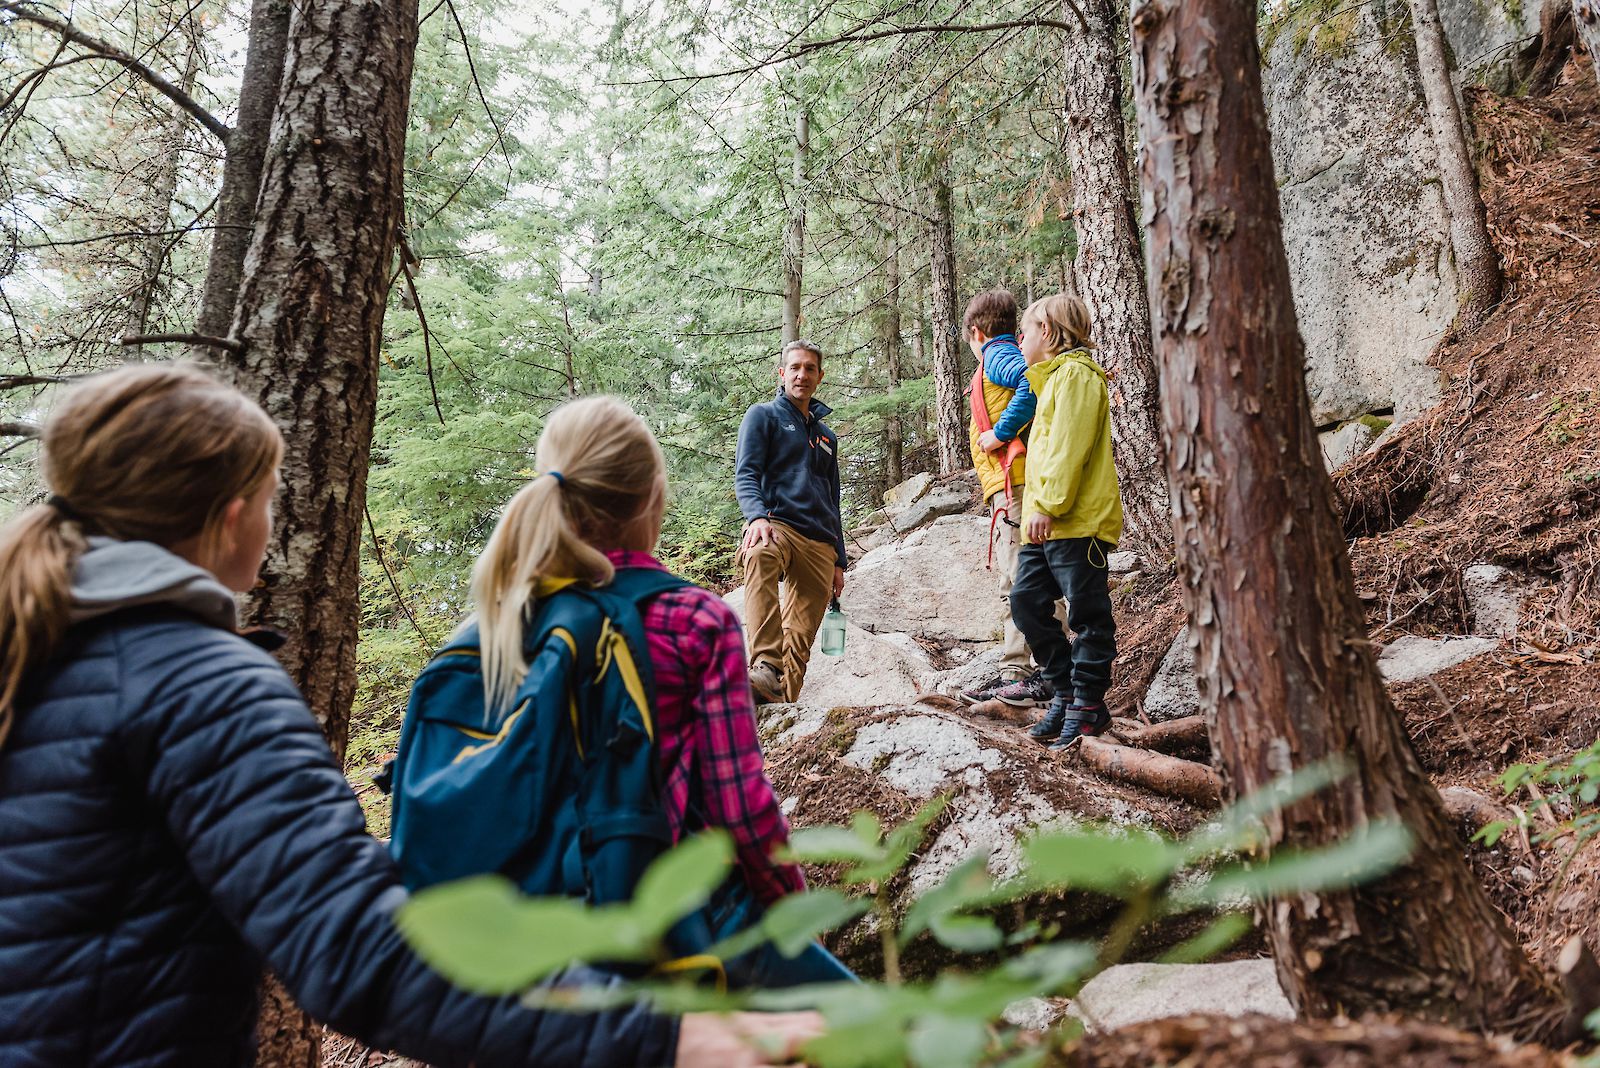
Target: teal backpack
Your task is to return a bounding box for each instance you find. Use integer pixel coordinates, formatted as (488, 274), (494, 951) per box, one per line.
(385, 569), (692, 915)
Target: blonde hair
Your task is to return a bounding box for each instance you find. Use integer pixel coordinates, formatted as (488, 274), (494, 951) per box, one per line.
(0, 363), (284, 749)
(1024, 294), (1096, 355)
(470, 396), (666, 711)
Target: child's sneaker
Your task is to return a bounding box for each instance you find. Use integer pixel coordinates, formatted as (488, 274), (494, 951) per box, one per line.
(749, 661), (785, 705)
(1048, 701), (1111, 750)
(994, 671), (1054, 708)
(959, 673), (1015, 705)
(1027, 697), (1070, 745)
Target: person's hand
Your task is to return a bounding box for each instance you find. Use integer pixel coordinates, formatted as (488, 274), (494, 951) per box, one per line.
(676, 1011), (826, 1067)
(1024, 512), (1053, 545)
(976, 429), (1004, 454)
(832, 566), (846, 599)
(741, 518), (778, 552)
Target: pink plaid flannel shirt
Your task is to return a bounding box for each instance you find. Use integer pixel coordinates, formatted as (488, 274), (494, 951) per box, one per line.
(605, 551), (806, 905)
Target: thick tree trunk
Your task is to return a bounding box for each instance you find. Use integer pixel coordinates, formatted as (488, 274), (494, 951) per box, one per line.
(1059, 0), (1172, 561)
(929, 173), (964, 475)
(193, 0), (289, 341)
(882, 219), (904, 488)
(1576, 0), (1600, 88)
(1130, 0), (1558, 1034)
(782, 103), (808, 345)
(1407, 0), (1503, 326)
(223, 0), (420, 1060)
(123, 12), (202, 342)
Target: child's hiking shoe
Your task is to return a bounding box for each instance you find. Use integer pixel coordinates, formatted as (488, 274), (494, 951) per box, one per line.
(994, 671), (1054, 708)
(749, 661), (785, 705)
(1026, 698), (1069, 745)
(959, 673), (1018, 706)
(1048, 701), (1112, 751)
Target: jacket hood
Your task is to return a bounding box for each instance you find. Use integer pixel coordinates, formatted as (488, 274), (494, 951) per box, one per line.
(69, 537), (238, 631)
(772, 385), (832, 422)
(1024, 347), (1106, 390)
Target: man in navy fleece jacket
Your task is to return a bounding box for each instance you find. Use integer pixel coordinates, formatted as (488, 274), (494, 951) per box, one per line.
(734, 339), (847, 704)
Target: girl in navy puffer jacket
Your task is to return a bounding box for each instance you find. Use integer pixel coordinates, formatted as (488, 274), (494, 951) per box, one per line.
(0, 363), (819, 1068)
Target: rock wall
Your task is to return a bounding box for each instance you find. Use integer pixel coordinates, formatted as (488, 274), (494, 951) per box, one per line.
(1264, 0), (1542, 427)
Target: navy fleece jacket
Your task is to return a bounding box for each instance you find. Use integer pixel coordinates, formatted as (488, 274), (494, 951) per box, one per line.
(734, 388), (847, 568)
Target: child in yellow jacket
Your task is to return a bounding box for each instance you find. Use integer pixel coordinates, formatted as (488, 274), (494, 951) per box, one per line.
(1009, 294), (1125, 749)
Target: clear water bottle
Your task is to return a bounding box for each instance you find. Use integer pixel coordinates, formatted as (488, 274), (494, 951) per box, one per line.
(820, 599), (847, 656)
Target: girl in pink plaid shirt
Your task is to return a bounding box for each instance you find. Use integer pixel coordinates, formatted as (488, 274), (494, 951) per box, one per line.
(469, 396), (853, 989)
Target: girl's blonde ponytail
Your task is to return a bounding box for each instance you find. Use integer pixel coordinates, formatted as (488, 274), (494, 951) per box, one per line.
(471, 396), (665, 712)
(0, 363), (282, 750)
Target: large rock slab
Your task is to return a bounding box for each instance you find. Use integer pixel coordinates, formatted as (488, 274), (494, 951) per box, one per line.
(889, 482), (975, 534)
(1263, 1), (1541, 425)
(722, 586), (931, 708)
(1377, 634), (1498, 684)
(762, 704), (1206, 976)
(844, 515), (1007, 642)
(1070, 959), (1294, 1033)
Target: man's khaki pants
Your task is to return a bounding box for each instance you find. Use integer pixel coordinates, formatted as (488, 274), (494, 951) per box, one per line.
(991, 490), (1067, 679)
(739, 520), (836, 703)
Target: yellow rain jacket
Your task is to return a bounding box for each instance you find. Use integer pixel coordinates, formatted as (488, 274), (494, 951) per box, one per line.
(1020, 348), (1124, 546)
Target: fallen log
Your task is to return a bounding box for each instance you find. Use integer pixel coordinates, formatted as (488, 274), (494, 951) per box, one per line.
(1558, 936), (1600, 1043)
(1113, 715), (1208, 757)
(1072, 736), (1222, 807)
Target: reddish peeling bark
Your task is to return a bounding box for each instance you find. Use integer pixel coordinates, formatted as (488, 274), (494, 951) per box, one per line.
(1129, 0), (1557, 1034)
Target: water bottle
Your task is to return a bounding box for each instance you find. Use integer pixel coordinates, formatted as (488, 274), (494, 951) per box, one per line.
(820, 599), (847, 656)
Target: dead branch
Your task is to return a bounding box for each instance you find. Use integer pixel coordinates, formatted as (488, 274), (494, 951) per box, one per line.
(0, 374), (73, 391)
(121, 332), (243, 354)
(0, 1), (230, 142)
(0, 421), (41, 438)
(395, 235), (446, 425)
(1557, 936), (1600, 1042)
(1073, 736), (1221, 807)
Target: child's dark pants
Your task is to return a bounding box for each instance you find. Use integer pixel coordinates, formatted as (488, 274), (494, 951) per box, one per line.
(1009, 537), (1117, 703)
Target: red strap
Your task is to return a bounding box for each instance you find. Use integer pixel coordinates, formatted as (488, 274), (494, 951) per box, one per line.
(970, 350), (1026, 508)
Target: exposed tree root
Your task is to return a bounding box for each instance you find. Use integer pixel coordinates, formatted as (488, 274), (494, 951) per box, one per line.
(1111, 715), (1208, 758)
(1071, 736), (1221, 807)
(1437, 785), (1520, 847)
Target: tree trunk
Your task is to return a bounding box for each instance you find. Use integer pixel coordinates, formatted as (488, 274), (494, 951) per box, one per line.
(123, 11), (203, 342)
(781, 103), (808, 344)
(1408, 0), (1503, 326)
(193, 0), (290, 341)
(882, 218), (904, 488)
(1576, 0), (1600, 89)
(1129, 0), (1558, 1034)
(1527, 1), (1575, 95)
(222, 0), (420, 1060)
(929, 173), (964, 476)
(1059, 0), (1172, 561)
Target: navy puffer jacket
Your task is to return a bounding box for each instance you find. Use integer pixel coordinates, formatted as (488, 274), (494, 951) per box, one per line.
(0, 543), (679, 1067)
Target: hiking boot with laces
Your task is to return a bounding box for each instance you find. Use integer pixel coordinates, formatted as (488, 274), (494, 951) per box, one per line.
(994, 671), (1054, 708)
(1027, 698), (1069, 744)
(959, 672), (1017, 706)
(749, 661), (785, 705)
(1048, 700), (1112, 751)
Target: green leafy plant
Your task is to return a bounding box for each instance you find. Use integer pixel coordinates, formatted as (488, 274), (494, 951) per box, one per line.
(398, 766), (1411, 1067)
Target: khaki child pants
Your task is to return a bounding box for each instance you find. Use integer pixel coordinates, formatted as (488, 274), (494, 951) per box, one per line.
(739, 520), (836, 703)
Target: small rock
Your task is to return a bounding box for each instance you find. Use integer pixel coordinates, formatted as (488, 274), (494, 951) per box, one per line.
(1107, 550), (1140, 573)
(1069, 960), (1294, 1033)
(1376, 635), (1497, 684)
(1462, 563), (1525, 639)
(1512, 866), (1536, 886)
(1144, 627), (1200, 722)
(1002, 997), (1069, 1031)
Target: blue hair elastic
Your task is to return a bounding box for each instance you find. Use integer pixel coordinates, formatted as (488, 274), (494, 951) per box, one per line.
(546, 470), (565, 487)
